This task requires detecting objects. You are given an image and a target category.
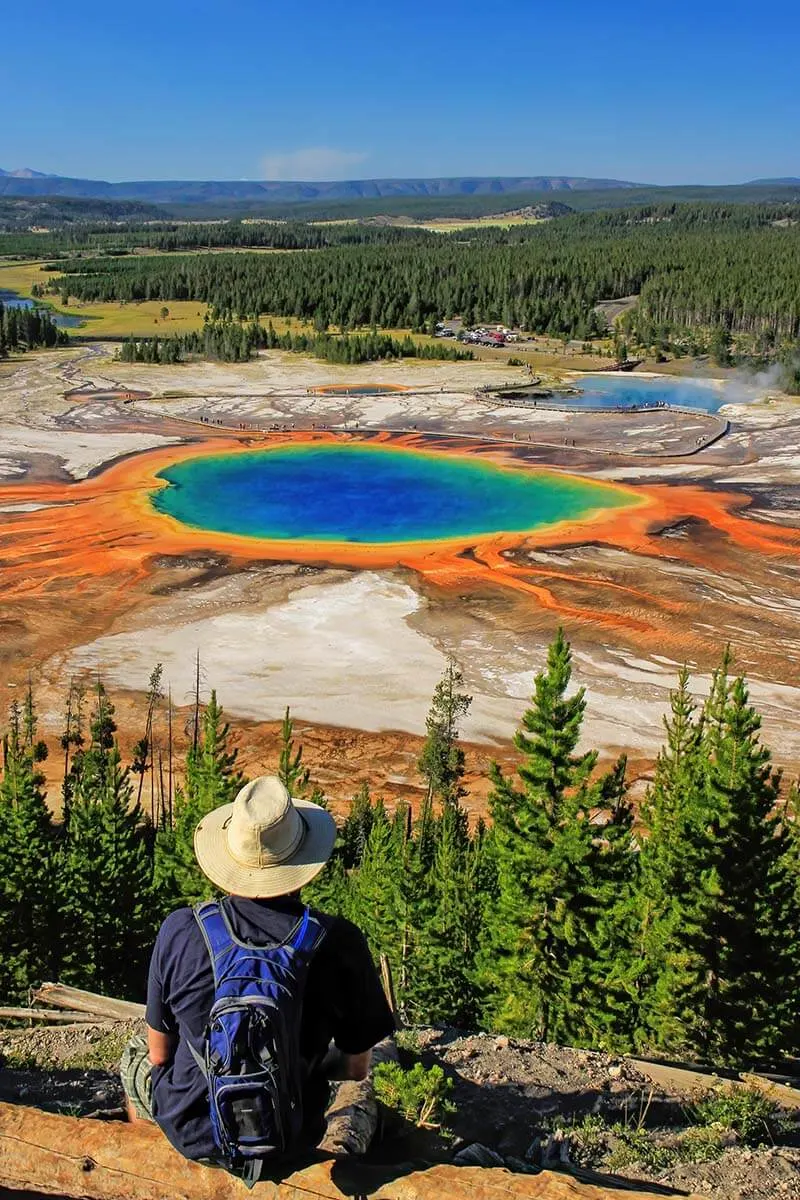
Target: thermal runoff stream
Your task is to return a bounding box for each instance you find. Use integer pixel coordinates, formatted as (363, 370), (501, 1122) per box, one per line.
(151, 443), (632, 543)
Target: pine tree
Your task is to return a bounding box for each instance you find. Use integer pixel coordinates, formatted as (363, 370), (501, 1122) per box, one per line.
(154, 690), (243, 910)
(637, 668), (715, 1054)
(405, 800), (479, 1027)
(277, 706), (311, 796)
(132, 663), (164, 825)
(701, 674), (800, 1062)
(477, 629), (609, 1043)
(343, 782), (374, 865)
(348, 800), (405, 986)
(304, 786), (372, 918)
(783, 783), (800, 910)
(58, 688), (154, 998)
(275, 705), (327, 809)
(0, 700), (59, 1000)
(638, 661), (800, 1063)
(60, 679), (86, 822)
(578, 755), (640, 1049)
(418, 660), (472, 807)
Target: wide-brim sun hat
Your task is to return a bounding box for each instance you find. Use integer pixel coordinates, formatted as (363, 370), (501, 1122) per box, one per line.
(194, 775), (336, 898)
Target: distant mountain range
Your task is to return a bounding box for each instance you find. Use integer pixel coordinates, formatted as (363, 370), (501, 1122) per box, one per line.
(0, 172), (643, 203)
(0, 168), (57, 179)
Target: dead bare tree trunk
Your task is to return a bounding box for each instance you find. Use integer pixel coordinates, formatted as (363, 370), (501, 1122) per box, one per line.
(192, 649), (201, 754)
(167, 686), (174, 826)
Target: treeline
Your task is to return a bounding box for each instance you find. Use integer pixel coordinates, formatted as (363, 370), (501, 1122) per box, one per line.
(44, 207), (800, 343)
(118, 320), (473, 365)
(71, 183), (800, 224)
(0, 195), (163, 233)
(1, 634), (799, 1067)
(9, 200), (798, 260)
(0, 219), (436, 259)
(0, 301), (68, 356)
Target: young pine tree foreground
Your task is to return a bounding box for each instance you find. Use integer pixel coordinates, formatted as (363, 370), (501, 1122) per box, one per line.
(638, 664), (800, 1063)
(0, 700), (58, 1000)
(154, 690), (243, 911)
(477, 629), (639, 1047)
(1, 637), (798, 1068)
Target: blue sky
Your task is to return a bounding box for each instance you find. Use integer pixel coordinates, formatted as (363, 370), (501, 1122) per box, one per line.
(3, 0), (798, 184)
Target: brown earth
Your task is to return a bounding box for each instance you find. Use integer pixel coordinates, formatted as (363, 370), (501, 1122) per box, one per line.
(2, 1023), (798, 1200)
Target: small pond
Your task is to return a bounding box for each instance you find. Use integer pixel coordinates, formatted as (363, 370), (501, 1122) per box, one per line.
(0, 288), (83, 328)
(315, 385), (406, 396)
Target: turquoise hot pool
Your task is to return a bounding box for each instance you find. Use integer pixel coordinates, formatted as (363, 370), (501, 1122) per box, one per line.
(152, 443), (633, 544)
(565, 374), (728, 413)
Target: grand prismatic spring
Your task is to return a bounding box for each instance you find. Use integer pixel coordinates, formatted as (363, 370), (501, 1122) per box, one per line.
(151, 443), (635, 543)
(3, 427), (798, 637)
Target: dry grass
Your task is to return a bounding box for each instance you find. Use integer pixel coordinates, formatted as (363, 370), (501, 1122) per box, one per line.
(0, 260), (213, 337)
(416, 215), (546, 232)
(0, 259), (50, 296)
(312, 216), (546, 232)
(63, 300), (210, 337)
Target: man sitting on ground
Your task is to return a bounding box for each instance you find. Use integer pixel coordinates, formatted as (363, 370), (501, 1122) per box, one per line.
(121, 776), (394, 1173)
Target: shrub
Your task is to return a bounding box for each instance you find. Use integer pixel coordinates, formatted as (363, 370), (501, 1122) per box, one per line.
(566, 1113), (610, 1164)
(373, 1061), (454, 1129)
(677, 1123), (730, 1163)
(606, 1128), (676, 1171)
(689, 1084), (780, 1146)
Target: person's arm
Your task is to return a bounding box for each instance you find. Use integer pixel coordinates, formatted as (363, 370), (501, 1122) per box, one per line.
(147, 1025), (177, 1067)
(145, 918), (179, 1067)
(321, 1045), (372, 1081)
(327, 922), (396, 1076)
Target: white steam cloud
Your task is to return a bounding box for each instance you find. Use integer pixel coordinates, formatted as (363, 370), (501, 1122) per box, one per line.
(723, 361), (790, 407)
(261, 147), (368, 181)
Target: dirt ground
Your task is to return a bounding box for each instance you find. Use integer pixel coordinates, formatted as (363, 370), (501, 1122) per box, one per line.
(2, 1022), (798, 1199)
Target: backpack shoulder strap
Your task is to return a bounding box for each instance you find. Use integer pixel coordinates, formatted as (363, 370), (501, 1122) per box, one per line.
(290, 907), (327, 958)
(187, 900), (233, 1077)
(194, 899), (234, 989)
(193, 899), (327, 988)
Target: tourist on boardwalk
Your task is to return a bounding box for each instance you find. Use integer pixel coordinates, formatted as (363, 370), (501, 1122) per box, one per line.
(121, 776), (394, 1182)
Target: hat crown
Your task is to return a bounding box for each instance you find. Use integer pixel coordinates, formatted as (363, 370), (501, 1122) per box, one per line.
(226, 777), (306, 869)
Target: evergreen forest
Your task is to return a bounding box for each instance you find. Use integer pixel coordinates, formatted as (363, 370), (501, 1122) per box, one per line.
(39, 204), (800, 354)
(117, 322), (474, 365)
(0, 301), (68, 357)
(2, 633), (799, 1069)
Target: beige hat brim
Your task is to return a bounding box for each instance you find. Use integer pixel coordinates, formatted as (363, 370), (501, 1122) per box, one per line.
(194, 797), (337, 898)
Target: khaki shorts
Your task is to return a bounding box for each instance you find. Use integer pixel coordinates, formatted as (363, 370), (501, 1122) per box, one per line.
(120, 1034), (154, 1121)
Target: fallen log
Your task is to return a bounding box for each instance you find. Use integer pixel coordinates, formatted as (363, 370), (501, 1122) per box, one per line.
(0, 1101), (709, 1200)
(629, 1058), (800, 1110)
(0, 1008), (103, 1025)
(320, 1038), (398, 1156)
(31, 984), (145, 1023)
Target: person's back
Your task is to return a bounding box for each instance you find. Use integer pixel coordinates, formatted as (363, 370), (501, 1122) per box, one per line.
(122, 777), (394, 1176)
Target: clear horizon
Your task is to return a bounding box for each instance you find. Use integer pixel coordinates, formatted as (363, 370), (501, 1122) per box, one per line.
(3, 0), (798, 185)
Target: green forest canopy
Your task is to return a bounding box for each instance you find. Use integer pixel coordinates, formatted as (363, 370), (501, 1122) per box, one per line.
(37, 203), (800, 348)
(1, 635), (799, 1069)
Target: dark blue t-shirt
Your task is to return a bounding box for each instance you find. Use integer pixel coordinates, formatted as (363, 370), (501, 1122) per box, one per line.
(146, 896), (394, 1161)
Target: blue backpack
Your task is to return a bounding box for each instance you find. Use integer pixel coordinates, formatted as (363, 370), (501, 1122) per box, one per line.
(189, 899), (326, 1166)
